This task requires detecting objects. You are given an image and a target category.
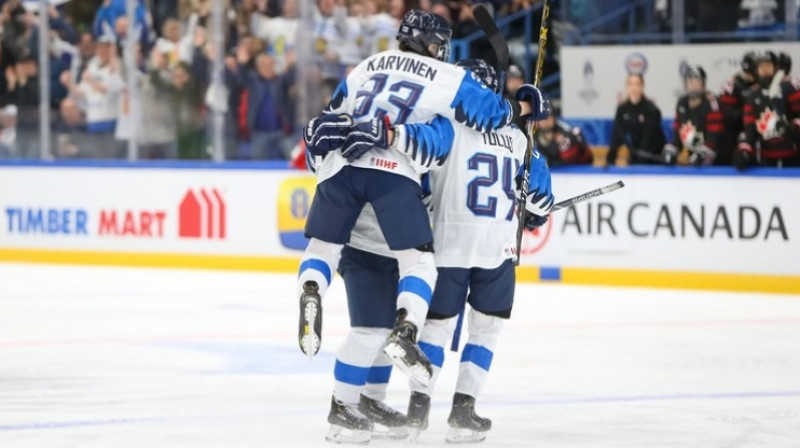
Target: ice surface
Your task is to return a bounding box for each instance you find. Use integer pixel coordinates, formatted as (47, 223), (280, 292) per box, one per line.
(1, 263), (799, 447)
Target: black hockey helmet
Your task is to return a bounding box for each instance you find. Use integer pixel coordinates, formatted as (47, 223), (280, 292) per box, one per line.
(779, 52), (792, 75)
(741, 51), (757, 77)
(752, 50), (778, 66)
(397, 9), (452, 62)
(684, 65), (706, 82)
(455, 59), (500, 93)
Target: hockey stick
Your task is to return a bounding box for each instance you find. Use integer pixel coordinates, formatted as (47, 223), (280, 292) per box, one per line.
(514, 0), (550, 266)
(473, 5), (509, 88)
(449, 6), (510, 354)
(550, 181), (625, 212)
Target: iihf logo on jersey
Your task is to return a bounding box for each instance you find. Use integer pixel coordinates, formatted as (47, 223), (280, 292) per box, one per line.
(369, 157), (399, 170)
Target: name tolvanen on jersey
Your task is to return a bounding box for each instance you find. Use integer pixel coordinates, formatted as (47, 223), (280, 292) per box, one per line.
(366, 55), (438, 82)
(482, 132), (514, 153)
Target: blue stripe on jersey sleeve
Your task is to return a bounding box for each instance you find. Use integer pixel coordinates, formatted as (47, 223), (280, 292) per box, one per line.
(402, 116), (455, 168)
(451, 70), (513, 133)
(324, 80), (348, 113)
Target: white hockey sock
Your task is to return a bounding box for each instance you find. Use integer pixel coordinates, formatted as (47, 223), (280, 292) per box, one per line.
(362, 351), (393, 402)
(394, 249), (437, 329)
(297, 238), (342, 299)
(455, 310), (504, 399)
(333, 327), (391, 404)
(410, 317), (458, 396)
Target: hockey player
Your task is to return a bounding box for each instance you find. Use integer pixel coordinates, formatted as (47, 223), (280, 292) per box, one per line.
(393, 60), (552, 444)
(535, 113), (593, 166)
(297, 9), (548, 389)
(302, 58), (552, 444)
(719, 51), (759, 165)
(663, 65), (725, 166)
(736, 51), (800, 170)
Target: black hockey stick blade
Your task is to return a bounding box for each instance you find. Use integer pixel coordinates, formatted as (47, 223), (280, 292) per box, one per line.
(551, 181), (625, 212)
(473, 4), (509, 87)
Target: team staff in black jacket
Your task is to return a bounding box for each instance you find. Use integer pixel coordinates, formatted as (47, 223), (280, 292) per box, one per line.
(606, 74), (666, 165)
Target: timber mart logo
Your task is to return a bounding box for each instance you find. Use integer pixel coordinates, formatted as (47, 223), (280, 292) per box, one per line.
(179, 188), (226, 239)
(520, 218), (552, 256)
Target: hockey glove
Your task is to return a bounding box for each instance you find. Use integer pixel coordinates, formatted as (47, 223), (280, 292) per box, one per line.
(688, 144), (715, 167)
(516, 160), (554, 218)
(524, 213), (548, 231)
(662, 144), (679, 166)
(734, 146), (751, 172)
(303, 113), (354, 157)
(341, 116), (391, 162)
(515, 84), (551, 121)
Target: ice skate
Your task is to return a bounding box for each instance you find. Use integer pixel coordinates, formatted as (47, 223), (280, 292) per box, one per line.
(358, 394), (408, 439)
(298, 281), (322, 359)
(326, 396), (373, 445)
(445, 393), (491, 444)
(406, 391), (430, 442)
(382, 312), (432, 385)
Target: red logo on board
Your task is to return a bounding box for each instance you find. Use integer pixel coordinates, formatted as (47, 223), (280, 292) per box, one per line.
(179, 188), (226, 239)
(520, 218), (552, 255)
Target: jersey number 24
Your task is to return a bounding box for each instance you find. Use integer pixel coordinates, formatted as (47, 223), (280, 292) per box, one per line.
(467, 153), (520, 221)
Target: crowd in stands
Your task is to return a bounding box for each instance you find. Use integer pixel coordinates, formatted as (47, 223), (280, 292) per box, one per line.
(0, 0), (534, 160)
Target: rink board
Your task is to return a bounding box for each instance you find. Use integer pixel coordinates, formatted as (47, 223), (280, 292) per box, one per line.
(0, 161), (798, 294)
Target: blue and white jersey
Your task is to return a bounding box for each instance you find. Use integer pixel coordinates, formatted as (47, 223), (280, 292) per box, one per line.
(395, 118), (527, 268)
(429, 124), (527, 268)
(316, 49), (517, 184)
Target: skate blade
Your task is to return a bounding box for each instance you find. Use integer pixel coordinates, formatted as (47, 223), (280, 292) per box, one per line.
(300, 301), (320, 360)
(445, 427), (487, 444)
(382, 343), (431, 386)
(325, 424), (371, 445)
(371, 423), (409, 440)
(407, 427), (424, 443)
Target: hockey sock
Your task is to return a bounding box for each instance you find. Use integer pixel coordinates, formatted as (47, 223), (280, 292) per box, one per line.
(455, 310), (504, 399)
(394, 249), (437, 329)
(297, 238), (342, 299)
(363, 350), (393, 402)
(333, 327), (391, 404)
(410, 317), (458, 396)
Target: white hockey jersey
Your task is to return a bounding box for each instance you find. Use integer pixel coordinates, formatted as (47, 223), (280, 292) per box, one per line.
(319, 117), (527, 269)
(426, 125), (526, 269)
(317, 49), (518, 185)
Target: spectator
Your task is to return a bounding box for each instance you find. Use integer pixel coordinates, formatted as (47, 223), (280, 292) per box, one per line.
(235, 50), (291, 160)
(92, 0), (149, 46)
(314, 0), (348, 102)
(150, 51), (206, 159)
(359, 0), (403, 56)
(251, 0), (298, 74)
(663, 65), (724, 166)
(536, 113), (593, 166)
(505, 64), (524, 96)
(0, 104), (17, 157)
(75, 34), (120, 133)
(606, 73), (666, 166)
(6, 53), (40, 157)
